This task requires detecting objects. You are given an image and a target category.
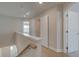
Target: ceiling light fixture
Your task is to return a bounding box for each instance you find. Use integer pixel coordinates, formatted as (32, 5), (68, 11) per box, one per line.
(26, 12), (30, 16)
(10, 46), (13, 50)
(24, 15), (26, 17)
(24, 12), (30, 17)
(39, 2), (43, 4)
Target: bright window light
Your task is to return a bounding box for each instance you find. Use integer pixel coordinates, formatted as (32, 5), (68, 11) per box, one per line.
(23, 21), (30, 34)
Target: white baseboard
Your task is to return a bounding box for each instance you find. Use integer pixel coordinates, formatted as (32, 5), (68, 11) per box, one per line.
(56, 49), (64, 52)
(42, 45), (64, 52)
(49, 47), (64, 52)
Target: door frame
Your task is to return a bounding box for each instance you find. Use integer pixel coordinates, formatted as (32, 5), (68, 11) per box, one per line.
(63, 9), (69, 54)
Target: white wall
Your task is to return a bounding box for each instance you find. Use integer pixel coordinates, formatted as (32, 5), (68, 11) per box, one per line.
(40, 15), (49, 48)
(0, 16), (20, 47)
(56, 5), (63, 52)
(40, 5), (63, 52)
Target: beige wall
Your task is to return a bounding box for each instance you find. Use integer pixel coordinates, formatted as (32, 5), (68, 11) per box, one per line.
(35, 17), (40, 37)
(30, 17), (40, 37)
(56, 5), (63, 51)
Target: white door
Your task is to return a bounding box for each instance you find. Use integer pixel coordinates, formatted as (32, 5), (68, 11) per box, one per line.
(68, 11), (79, 53)
(40, 15), (49, 48)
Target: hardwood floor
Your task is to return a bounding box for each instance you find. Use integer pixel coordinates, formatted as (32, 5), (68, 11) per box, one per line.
(41, 47), (67, 57)
(19, 46), (67, 57)
(1, 45), (78, 57)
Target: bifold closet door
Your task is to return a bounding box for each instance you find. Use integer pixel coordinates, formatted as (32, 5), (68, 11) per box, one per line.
(68, 11), (79, 53)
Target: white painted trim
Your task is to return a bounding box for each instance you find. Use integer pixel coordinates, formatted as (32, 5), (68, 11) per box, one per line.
(42, 44), (64, 52)
(56, 49), (64, 52)
(49, 47), (64, 52)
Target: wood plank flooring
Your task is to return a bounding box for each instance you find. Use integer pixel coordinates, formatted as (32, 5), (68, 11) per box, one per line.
(19, 46), (67, 57)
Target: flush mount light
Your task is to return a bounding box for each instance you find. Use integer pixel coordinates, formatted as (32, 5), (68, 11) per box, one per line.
(24, 12), (30, 17)
(10, 46), (13, 50)
(38, 2), (43, 4)
(24, 14), (26, 17)
(26, 12), (30, 16)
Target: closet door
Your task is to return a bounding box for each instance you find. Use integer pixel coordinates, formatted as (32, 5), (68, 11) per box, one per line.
(40, 15), (49, 48)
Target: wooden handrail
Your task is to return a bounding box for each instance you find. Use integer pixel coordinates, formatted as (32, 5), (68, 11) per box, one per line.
(16, 43), (37, 57)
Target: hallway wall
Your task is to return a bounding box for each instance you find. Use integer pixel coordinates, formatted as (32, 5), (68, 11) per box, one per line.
(40, 5), (63, 52)
(0, 15), (20, 47)
(30, 17), (40, 37)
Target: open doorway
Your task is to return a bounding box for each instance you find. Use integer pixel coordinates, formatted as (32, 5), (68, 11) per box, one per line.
(64, 3), (79, 56)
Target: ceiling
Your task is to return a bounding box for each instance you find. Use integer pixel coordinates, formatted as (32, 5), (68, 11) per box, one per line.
(0, 2), (63, 19)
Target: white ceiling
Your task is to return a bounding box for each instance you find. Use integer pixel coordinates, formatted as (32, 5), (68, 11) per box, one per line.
(0, 2), (63, 19)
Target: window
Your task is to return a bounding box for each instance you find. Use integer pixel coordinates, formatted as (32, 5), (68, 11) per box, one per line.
(23, 21), (30, 34)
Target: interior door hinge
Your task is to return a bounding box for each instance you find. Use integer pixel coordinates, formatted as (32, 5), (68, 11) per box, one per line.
(66, 46), (68, 50)
(66, 30), (68, 33)
(66, 14), (68, 17)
